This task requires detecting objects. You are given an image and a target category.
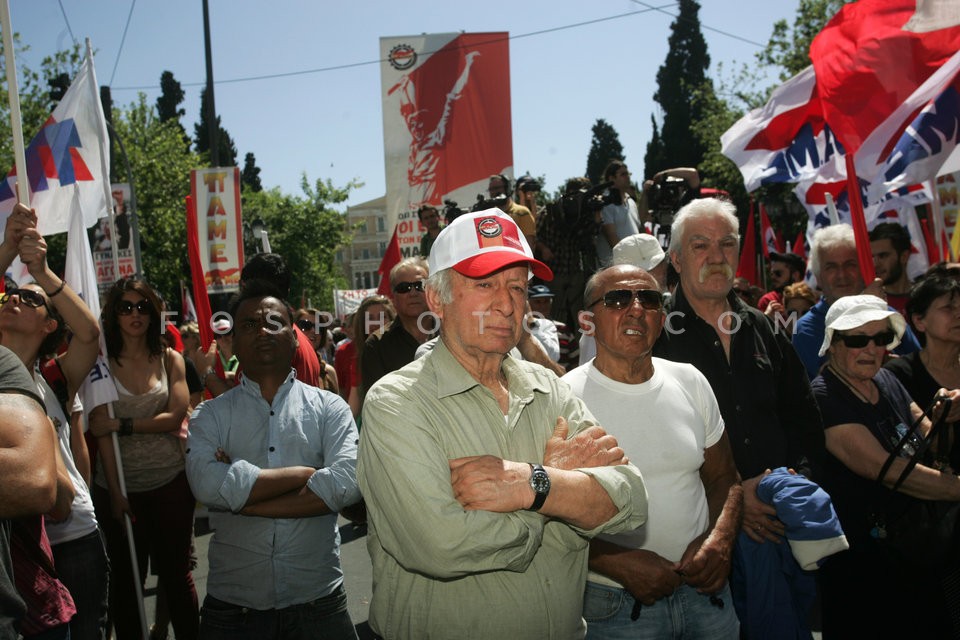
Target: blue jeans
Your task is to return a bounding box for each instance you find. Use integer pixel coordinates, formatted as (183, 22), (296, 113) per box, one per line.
(583, 581), (739, 640)
(51, 528), (110, 640)
(198, 585), (358, 640)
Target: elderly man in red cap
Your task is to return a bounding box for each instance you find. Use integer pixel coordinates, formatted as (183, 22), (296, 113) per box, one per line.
(357, 209), (648, 640)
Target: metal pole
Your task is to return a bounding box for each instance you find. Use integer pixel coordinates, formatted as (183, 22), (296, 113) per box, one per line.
(202, 0), (218, 166)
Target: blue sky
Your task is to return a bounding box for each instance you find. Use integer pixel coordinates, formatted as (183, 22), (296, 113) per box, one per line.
(10, 0), (793, 209)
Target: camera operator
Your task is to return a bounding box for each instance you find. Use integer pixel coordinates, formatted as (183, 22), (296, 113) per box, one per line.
(535, 177), (603, 327)
(417, 204), (443, 258)
(642, 167), (701, 242)
(514, 174), (542, 216)
(595, 160), (641, 267)
(483, 174), (537, 247)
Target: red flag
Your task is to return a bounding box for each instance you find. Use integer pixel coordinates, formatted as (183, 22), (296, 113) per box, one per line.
(377, 226), (402, 296)
(919, 216), (941, 264)
(846, 155), (876, 283)
(186, 195), (214, 351)
(793, 231), (807, 259)
(737, 201), (759, 285)
(810, 0), (960, 154)
(758, 204), (783, 257)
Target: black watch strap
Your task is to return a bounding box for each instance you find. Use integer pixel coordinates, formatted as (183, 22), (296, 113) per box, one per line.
(527, 463), (550, 511)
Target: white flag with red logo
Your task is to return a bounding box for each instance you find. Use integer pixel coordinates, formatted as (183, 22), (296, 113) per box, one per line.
(0, 49), (112, 236)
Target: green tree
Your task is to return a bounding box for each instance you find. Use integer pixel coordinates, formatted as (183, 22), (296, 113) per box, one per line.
(156, 70), (187, 140)
(759, 0), (846, 81)
(241, 175), (355, 309)
(585, 119), (625, 185)
(241, 152), (263, 192)
(646, 0), (711, 177)
(644, 116), (667, 181)
(193, 85), (237, 167)
(112, 94), (201, 303)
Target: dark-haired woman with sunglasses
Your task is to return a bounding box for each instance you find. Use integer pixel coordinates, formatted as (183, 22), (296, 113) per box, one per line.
(810, 294), (960, 638)
(88, 277), (199, 640)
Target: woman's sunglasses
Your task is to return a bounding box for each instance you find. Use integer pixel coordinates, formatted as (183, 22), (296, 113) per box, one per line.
(587, 289), (663, 311)
(116, 299), (153, 316)
(0, 288), (48, 310)
(833, 330), (896, 349)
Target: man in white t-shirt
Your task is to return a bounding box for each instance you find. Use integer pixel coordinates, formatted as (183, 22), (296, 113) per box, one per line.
(564, 264), (742, 639)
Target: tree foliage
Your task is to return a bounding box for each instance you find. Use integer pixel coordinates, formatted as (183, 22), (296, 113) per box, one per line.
(240, 175), (355, 310)
(112, 94), (201, 303)
(758, 0), (846, 81)
(156, 70), (187, 137)
(585, 119), (625, 186)
(646, 0), (711, 178)
(193, 85), (237, 167)
(241, 152), (263, 192)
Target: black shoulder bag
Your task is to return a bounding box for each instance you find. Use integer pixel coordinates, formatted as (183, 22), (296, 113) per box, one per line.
(871, 396), (960, 572)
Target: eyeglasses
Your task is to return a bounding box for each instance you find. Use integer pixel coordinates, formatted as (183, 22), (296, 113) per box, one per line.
(116, 299), (153, 316)
(833, 330), (896, 349)
(587, 289), (663, 311)
(0, 288), (48, 311)
(295, 318), (316, 332)
(393, 281), (424, 295)
(770, 269), (786, 277)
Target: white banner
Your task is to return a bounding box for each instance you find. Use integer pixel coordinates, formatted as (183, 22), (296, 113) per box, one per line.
(189, 167), (243, 294)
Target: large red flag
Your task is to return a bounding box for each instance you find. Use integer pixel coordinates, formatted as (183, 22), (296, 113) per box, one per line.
(810, 0), (960, 154)
(377, 226), (402, 296)
(737, 202), (759, 285)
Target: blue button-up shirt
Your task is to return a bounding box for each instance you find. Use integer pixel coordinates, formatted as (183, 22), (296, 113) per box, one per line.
(186, 370), (360, 609)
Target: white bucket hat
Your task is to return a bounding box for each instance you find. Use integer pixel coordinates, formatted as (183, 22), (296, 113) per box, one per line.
(612, 233), (665, 271)
(818, 294), (906, 356)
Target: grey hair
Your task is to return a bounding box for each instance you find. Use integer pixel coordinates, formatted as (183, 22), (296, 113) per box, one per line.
(810, 224), (855, 279)
(389, 256), (428, 287)
(425, 268), (454, 305)
(668, 198), (740, 257)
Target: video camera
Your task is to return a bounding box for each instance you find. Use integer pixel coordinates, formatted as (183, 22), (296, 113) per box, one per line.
(472, 193), (509, 212)
(443, 199), (470, 224)
(646, 171), (699, 229)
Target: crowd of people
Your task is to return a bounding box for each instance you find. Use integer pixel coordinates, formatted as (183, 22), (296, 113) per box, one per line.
(2, 164), (960, 640)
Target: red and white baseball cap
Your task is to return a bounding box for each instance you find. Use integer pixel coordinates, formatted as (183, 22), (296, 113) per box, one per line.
(428, 209), (553, 281)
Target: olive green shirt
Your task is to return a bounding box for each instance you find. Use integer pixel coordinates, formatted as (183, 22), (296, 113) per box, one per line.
(358, 340), (647, 639)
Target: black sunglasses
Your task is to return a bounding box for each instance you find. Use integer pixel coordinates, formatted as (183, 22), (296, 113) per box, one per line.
(116, 299), (153, 316)
(393, 280), (424, 294)
(295, 318), (315, 332)
(0, 288), (48, 310)
(587, 289), (663, 311)
(833, 330), (896, 349)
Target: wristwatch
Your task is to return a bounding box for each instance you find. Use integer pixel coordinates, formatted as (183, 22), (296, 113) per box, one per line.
(527, 463), (551, 511)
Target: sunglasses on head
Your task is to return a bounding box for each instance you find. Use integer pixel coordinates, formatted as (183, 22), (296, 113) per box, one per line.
(116, 299), (153, 316)
(833, 330), (896, 349)
(0, 288), (48, 310)
(587, 289), (663, 311)
(393, 280), (424, 294)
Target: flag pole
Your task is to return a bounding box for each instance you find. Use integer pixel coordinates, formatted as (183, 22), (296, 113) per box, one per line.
(0, 0), (30, 205)
(844, 154), (876, 283)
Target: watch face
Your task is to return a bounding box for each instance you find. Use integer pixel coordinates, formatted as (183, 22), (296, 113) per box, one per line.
(531, 468), (551, 494)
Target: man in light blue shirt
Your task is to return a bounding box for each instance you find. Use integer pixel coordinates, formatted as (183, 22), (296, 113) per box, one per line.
(187, 282), (361, 640)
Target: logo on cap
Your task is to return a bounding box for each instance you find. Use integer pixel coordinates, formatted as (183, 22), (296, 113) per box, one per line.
(477, 217), (503, 239)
